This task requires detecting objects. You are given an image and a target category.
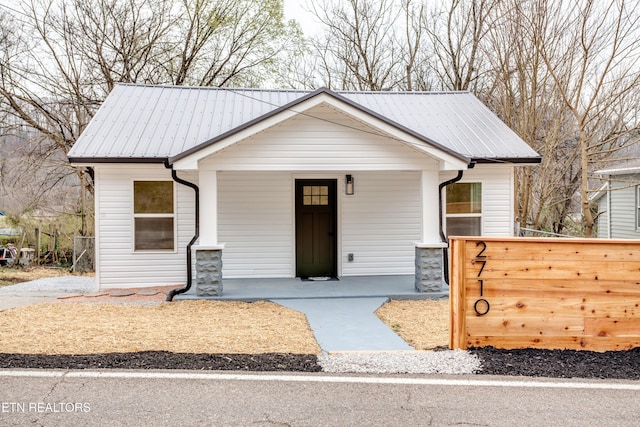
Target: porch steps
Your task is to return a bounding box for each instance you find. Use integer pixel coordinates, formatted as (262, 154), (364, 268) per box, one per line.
(273, 297), (413, 352)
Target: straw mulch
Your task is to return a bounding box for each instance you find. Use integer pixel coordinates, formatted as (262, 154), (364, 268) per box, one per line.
(375, 299), (449, 350)
(0, 300), (321, 355)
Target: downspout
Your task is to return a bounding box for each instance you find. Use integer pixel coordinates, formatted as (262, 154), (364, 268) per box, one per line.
(438, 169), (465, 285)
(164, 160), (200, 301)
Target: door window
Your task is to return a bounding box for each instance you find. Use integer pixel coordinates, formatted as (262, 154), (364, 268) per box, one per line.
(303, 186), (329, 205)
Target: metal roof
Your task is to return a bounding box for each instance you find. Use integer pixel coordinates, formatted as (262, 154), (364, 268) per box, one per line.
(67, 84), (540, 164)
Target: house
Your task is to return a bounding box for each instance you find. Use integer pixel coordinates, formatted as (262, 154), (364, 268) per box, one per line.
(67, 84), (540, 297)
(593, 162), (640, 239)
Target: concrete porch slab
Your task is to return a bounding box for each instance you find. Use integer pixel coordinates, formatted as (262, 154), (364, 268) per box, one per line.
(176, 275), (448, 301)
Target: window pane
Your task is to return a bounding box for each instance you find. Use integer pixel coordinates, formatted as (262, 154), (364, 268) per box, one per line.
(447, 183), (481, 214)
(135, 218), (174, 250)
(446, 217), (481, 237)
(134, 181), (173, 214)
(303, 186), (329, 205)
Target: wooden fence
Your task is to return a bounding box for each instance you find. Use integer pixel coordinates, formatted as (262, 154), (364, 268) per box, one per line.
(449, 236), (640, 352)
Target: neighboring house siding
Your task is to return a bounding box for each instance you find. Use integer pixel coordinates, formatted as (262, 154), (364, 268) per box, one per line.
(596, 190), (609, 238)
(95, 164), (195, 288)
(609, 174), (640, 239)
(199, 104), (440, 172)
(442, 166), (515, 237)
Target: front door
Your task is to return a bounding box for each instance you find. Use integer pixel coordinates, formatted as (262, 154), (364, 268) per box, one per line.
(295, 179), (337, 278)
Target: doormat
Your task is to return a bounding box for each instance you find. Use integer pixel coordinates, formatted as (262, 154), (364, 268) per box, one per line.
(300, 276), (339, 281)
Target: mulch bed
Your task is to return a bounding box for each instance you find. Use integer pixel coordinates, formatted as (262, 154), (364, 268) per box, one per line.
(0, 352), (321, 372)
(471, 347), (640, 380)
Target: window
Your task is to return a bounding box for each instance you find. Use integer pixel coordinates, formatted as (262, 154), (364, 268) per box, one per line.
(133, 181), (174, 250)
(446, 182), (482, 236)
(303, 185), (329, 205)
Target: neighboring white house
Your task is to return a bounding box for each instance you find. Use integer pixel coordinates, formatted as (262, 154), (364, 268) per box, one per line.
(593, 163), (640, 239)
(68, 85), (540, 296)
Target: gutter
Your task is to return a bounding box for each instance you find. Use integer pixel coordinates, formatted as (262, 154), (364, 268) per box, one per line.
(438, 169), (467, 285)
(164, 160), (200, 301)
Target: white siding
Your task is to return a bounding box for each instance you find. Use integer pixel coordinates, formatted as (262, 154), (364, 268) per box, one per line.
(596, 191), (610, 238)
(95, 164), (196, 288)
(441, 165), (515, 237)
(610, 176), (640, 238)
(93, 162), (515, 285)
(199, 104), (439, 171)
(217, 172), (293, 277)
(218, 171), (423, 277)
(342, 172), (422, 276)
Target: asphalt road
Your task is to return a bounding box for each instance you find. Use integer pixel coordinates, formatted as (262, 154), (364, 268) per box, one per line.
(1, 370), (638, 426)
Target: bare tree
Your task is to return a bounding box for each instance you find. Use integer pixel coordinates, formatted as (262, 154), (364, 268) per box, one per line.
(482, 1), (579, 235)
(308, 0), (406, 90)
(0, 0), (300, 234)
(530, 0), (640, 237)
(425, 0), (500, 92)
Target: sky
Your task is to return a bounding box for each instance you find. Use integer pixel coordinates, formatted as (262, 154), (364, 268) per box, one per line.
(0, 0), (322, 34)
(283, 0), (322, 34)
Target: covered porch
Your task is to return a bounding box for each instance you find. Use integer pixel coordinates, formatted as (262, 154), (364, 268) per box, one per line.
(176, 275), (447, 302)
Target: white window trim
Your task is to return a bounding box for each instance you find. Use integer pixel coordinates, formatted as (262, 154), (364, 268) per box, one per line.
(131, 180), (178, 253)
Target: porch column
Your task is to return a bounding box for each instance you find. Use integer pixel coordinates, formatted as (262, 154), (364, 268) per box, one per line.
(420, 169), (441, 244)
(199, 169), (218, 245)
(195, 169), (223, 296)
(415, 169), (447, 293)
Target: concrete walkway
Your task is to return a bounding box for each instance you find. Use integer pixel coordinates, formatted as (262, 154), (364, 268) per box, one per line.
(274, 297), (413, 352)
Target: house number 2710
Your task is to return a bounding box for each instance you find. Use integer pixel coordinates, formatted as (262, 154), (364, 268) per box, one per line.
(473, 241), (490, 316)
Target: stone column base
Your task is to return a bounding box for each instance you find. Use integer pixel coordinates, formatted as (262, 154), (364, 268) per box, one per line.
(195, 247), (223, 296)
(415, 244), (446, 292)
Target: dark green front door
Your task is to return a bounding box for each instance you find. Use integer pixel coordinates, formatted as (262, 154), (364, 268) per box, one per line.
(295, 179), (337, 278)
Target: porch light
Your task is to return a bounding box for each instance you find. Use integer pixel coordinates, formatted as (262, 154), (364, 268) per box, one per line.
(345, 174), (354, 195)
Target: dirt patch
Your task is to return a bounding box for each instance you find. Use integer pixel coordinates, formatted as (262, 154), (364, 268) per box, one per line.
(0, 300), (321, 355)
(0, 266), (88, 287)
(375, 299), (449, 350)
(54, 286), (175, 304)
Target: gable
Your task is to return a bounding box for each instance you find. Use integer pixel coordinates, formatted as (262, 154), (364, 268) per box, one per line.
(199, 103), (441, 171)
